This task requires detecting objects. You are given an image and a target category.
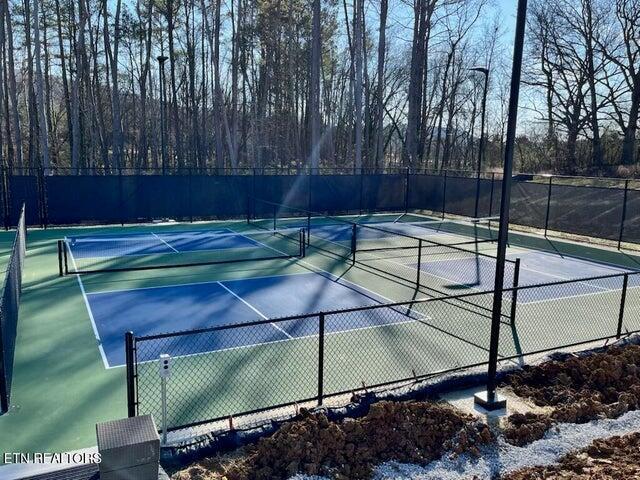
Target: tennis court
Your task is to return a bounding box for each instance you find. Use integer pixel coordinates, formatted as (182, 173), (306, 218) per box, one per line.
(2, 208), (639, 456)
(66, 221), (639, 373)
(85, 271), (426, 367)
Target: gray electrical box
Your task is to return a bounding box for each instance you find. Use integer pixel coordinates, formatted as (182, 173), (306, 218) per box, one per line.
(96, 415), (160, 480)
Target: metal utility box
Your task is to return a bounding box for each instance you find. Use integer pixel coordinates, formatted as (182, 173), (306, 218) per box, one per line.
(96, 415), (160, 480)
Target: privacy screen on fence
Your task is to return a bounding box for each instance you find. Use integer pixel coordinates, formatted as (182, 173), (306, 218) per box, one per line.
(1, 169), (637, 246)
(0, 205), (26, 413)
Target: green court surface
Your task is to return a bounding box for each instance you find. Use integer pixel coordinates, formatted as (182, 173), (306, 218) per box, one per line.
(0, 215), (639, 457)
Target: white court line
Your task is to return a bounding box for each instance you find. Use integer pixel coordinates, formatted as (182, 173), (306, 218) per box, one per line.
(87, 227), (459, 369)
(74, 244), (268, 259)
(518, 283), (640, 306)
(516, 263), (609, 291)
(361, 252), (491, 295)
(151, 232), (179, 253)
(120, 317), (422, 369)
(89, 271), (307, 296)
(216, 281), (293, 339)
(515, 249), (637, 274)
(65, 236), (110, 369)
(68, 227), (237, 242)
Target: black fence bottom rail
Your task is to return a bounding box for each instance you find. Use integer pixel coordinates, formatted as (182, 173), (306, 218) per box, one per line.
(125, 269), (639, 433)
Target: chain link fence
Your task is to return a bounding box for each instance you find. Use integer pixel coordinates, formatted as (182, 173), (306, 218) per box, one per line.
(1, 169), (638, 249)
(126, 270), (639, 433)
(0, 205), (26, 413)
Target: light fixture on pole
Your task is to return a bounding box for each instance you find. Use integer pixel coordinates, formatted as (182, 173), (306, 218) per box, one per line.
(469, 66), (489, 219)
(474, 0), (528, 411)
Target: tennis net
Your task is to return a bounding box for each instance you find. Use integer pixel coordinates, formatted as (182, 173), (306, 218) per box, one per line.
(249, 198), (519, 318)
(59, 228), (305, 275)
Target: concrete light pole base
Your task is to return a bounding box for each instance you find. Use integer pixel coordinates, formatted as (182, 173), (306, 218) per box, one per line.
(474, 391), (507, 411)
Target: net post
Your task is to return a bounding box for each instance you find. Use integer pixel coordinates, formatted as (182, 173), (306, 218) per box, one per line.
(359, 170), (364, 215)
(307, 171), (313, 211)
(617, 274), (628, 339)
(474, 170), (481, 219)
(543, 175), (553, 236)
(307, 214), (311, 246)
(488, 173), (495, 218)
(251, 168), (256, 209)
(441, 170), (447, 219)
(273, 205), (277, 231)
(2, 165), (9, 231)
(404, 167), (410, 214)
(62, 240), (69, 275)
(617, 180), (629, 250)
(416, 239), (422, 288)
(188, 167), (193, 223)
(351, 224), (357, 264)
(510, 258), (521, 325)
(57, 240), (64, 277)
(125, 331), (137, 418)
(118, 168), (125, 226)
(36, 167), (46, 228)
(317, 313), (325, 406)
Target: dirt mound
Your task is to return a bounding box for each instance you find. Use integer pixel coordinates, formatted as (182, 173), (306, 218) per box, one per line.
(504, 431), (640, 479)
(171, 400), (492, 480)
(502, 345), (640, 446)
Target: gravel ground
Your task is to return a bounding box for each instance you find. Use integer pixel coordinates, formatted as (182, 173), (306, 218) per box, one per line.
(369, 410), (640, 480)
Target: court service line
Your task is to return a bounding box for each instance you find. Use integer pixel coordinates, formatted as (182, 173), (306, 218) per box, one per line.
(68, 227), (237, 242)
(88, 271), (306, 296)
(216, 281), (293, 339)
(518, 283), (640, 306)
(516, 262), (610, 291)
(64, 236), (110, 370)
(238, 229), (404, 306)
(363, 253), (491, 294)
(151, 232), (180, 253)
(121, 317), (422, 370)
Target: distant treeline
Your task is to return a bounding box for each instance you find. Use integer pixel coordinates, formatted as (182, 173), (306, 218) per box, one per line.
(0, 0), (637, 176)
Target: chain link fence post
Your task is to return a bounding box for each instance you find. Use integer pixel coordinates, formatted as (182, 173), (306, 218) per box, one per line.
(317, 313), (325, 406)
(618, 180), (629, 249)
(617, 274), (629, 339)
(125, 331), (137, 418)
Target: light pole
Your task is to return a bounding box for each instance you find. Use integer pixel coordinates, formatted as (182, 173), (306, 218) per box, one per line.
(469, 67), (489, 219)
(157, 55), (168, 175)
(474, 0), (528, 411)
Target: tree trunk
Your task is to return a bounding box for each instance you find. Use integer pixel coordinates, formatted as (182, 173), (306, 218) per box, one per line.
(310, 0), (321, 170)
(54, 0), (72, 165)
(33, 0), (50, 170)
(374, 0), (388, 171)
(353, 0), (363, 173)
(403, 0), (426, 168)
(104, 0), (123, 170)
(621, 77), (639, 165)
(583, 0), (603, 168)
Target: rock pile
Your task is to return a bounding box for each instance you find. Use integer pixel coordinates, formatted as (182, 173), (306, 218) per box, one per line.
(504, 432), (640, 479)
(172, 401), (492, 480)
(503, 344), (640, 445)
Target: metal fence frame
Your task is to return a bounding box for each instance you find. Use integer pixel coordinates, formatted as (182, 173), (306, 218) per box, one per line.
(1, 168), (637, 248)
(125, 269), (639, 432)
(0, 204), (26, 413)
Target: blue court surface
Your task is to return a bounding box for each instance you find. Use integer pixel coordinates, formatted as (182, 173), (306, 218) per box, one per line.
(508, 250), (640, 303)
(86, 272), (424, 368)
(309, 221), (464, 243)
(76, 227), (639, 369)
(67, 228), (270, 258)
